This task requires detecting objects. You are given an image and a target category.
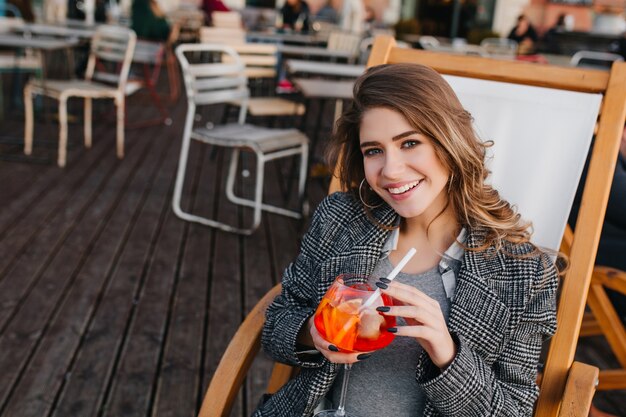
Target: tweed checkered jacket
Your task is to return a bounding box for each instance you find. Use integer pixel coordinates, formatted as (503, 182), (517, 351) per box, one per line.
(254, 192), (558, 417)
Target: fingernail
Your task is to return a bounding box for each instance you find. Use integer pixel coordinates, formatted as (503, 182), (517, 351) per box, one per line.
(376, 282), (388, 290)
(379, 277), (390, 283)
(328, 344), (339, 352)
(376, 306), (390, 312)
(387, 327), (398, 333)
(357, 353), (372, 360)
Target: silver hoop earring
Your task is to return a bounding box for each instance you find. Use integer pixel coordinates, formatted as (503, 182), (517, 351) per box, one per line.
(359, 178), (383, 209)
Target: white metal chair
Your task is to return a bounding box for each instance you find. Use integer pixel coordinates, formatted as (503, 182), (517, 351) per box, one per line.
(479, 37), (518, 59)
(23, 25), (136, 167)
(173, 43), (309, 235)
(570, 50), (624, 70)
(327, 31), (362, 63)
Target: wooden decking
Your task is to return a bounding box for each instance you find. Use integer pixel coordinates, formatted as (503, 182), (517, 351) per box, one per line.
(0, 76), (625, 417)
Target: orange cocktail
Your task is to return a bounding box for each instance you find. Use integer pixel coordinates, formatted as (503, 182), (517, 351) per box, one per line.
(313, 276), (395, 353)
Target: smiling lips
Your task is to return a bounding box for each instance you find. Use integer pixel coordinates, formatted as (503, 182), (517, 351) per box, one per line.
(387, 180), (422, 195)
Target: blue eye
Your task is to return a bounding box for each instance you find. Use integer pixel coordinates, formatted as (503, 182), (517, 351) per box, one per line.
(402, 140), (419, 149)
(363, 148), (382, 157)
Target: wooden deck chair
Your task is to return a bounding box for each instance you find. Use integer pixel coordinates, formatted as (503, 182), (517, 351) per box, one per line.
(563, 224), (626, 391)
(200, 36), (626, 417)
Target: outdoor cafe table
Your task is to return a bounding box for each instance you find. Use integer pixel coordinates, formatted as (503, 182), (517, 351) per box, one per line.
(11, 23), (96, 40)
(292, 77), (354, 157)
(0, 33), (79, 83)
(247, 30), (328, 46)
(286, 59), (365, 78)
(278, 45), (357, 62)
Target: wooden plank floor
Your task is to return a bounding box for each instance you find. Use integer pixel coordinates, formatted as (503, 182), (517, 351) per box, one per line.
(0, 73), (624, 417)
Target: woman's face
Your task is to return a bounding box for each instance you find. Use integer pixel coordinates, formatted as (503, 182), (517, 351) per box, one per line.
(359, 107), (450, 223)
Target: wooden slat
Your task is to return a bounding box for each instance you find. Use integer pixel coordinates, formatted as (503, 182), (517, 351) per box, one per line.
(0, 121), (167, 417)
(384, 47), (610, 93)
(103, 179), (187, 416)
(151, 142), (216, 417)
(50, 132), (179, 417)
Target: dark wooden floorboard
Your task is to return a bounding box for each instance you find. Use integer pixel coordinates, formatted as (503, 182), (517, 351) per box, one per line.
(0, 73), (624, 417)
(1, 121), (168, 417)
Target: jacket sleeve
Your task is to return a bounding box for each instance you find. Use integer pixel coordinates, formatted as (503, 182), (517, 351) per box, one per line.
(261, 196), (337, 369)
(416, 253), (558, 416)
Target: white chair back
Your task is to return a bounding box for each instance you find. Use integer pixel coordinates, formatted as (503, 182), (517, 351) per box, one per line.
(327, 31), (361, 54)
(86, 25), (137, 95)
(176, 43), (249, 123)
(570, 50), (624, 69)
(418, 35), (440, 50)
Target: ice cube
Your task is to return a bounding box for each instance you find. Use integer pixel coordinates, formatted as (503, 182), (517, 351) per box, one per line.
(358, 309), (384, 339)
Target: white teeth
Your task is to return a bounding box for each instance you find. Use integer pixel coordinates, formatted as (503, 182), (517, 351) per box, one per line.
(388, 180), (421, 195)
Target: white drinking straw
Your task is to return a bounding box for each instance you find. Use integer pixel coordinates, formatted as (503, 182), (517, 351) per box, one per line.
(361, 247), (417, 309)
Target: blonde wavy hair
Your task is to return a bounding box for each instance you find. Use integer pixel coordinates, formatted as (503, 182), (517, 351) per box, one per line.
(326, 63), (532, 252)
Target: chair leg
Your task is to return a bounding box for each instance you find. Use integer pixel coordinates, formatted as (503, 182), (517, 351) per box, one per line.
(225, 149), (263, 232)
(58, 95), (68, 167)
(297, 142), (309, 210)
(24, 85), (34, 155)
(116, 96), (125, 159)
(84, 97), (92, 148)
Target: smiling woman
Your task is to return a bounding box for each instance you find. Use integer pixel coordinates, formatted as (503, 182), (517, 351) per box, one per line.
(256, 63), (559, 417)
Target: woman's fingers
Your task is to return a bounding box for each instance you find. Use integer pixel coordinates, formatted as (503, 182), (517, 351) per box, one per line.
(309, 321), (372, 364)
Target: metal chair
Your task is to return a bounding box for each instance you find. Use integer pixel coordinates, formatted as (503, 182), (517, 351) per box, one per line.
(173, 43), (309, 235)
(479, 37), (518, 59)
(570, 50), (624, 70)
(23, 25), (136, 167)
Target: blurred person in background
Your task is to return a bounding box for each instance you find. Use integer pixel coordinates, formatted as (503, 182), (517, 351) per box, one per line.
(132, 0), (171, 41)
(281, 0), (310, 32)
(508, 15), (538, 54)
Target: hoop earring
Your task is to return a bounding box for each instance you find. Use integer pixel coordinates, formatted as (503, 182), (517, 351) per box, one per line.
(359, 178), (383, 209)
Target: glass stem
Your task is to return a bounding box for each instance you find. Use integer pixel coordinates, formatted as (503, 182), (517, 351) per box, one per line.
(335, 364), (352, 417)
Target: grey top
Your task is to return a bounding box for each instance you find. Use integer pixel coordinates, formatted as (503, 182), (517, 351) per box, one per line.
(329, 256), (458, 417)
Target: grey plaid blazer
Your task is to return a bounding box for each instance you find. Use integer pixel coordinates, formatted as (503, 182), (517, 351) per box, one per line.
(254, 192), (558, 417)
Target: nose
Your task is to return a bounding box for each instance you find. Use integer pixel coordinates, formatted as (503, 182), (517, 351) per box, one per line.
(381, 149), (406, 180)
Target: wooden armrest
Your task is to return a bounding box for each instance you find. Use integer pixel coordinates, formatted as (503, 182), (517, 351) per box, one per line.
(592, 266), (626, 294)
(199, 284), (281, 417)
(557, 361), (599, 417)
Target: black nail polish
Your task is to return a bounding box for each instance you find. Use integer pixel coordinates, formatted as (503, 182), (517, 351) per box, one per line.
(379, 277), (390, 283)
(328, 345), (339, 352)
(376, 306), (390, 312)
(357, 353), (372, 360)
(376, 282), (388, 290)
(387, 327), (398, 333)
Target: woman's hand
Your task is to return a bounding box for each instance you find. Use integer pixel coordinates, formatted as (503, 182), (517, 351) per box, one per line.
(377, 280), (457, 370)
(305, 316), (372, 364)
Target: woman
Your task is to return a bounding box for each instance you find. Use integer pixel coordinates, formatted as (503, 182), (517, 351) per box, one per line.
(508, 14), (538, 54)
(280, 0), (310, 32)
(131, 0), (170, 42)
(256, 63), (558, 416)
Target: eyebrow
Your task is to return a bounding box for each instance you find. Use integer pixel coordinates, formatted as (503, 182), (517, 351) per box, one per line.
(360, 130), (421, 149)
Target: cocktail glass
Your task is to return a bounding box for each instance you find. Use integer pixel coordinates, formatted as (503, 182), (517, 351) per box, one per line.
(313, 274), (395, 417)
